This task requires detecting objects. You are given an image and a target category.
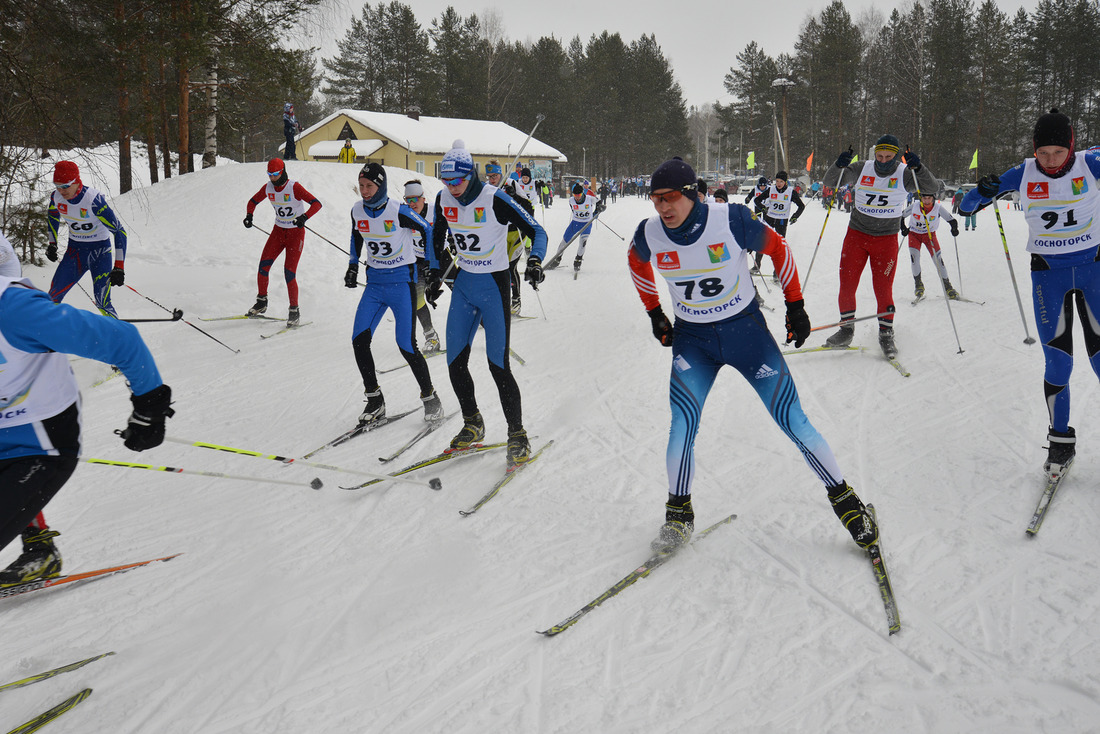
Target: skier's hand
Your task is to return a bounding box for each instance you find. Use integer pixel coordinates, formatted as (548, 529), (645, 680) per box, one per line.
(595, 200), (606, 215)
(524, 257), (544, 288)
(977, 174), (1001, 198)
(294, 214), (308, 228)
(110, 266), (125, 286)
(120, 384), (174, 452)
(835, 147), (854, 168)
(344, 264), (359, 288)
(789, 214), (799, 225)
(243, 213), (253, 229)
(785, 299), (811, 348)
(902, 147), (921, 172)
(45, 243), (58, 262)
(647, 306), (673, 347)
(900, 224), (910, 237)
(949, 220), (960, 237)
(425, 269), (444, 306)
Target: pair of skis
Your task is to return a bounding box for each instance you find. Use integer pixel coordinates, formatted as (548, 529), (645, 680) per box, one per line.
(782, 344), (910, 377)
(538, 505), (899, 637)
(2, 654), (108, 731)
(199, 314), (308, 339)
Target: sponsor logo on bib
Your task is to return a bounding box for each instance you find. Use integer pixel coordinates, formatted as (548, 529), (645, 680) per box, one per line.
(1027, 182), (1049, 199)
(861, 175), (876, 186)
(1072, 177), (1088, 195)
(384, 221), (395, 232)
(443, 207), (458, 222)
(707, 243), (730, 263)
(474, 208), (486, 223)
(656, 251), (680, 270)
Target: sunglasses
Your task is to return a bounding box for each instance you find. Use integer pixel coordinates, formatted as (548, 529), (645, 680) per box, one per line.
(267, 171), (281, 178)
(648, 186), (696, 204)
(404, 196), (422, 204)
(441, 176), (468, 187)
(55, 181), (77, 190)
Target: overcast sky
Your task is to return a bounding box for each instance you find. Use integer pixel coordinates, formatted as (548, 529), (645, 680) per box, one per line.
(303, 0), (1039, 110)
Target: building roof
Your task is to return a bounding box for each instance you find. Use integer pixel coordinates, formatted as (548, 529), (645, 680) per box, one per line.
(300, 109), (568, 162)
(307, 139), (384, 159)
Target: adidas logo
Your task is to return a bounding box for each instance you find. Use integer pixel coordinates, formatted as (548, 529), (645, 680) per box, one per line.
(755, 363), (779, 379)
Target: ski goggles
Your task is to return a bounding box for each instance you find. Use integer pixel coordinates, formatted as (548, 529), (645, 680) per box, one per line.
(441, 175), (469, 187)
(648, 185), (697, 204)
(55, 180), (77, 190)
(404, 196), (422, 204)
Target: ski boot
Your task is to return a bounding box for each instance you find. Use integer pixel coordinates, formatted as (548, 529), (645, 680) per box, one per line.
(358, 388), (385, 426)
(0, 529), (62, 588)
(246, 295), (268, 317)
(943, 279), (959, 300)
(914, 276), (925, 298)
(824, 323), (855, 348)
(827, 482), (878, 549)
(421, 390), (444, 422)
(511, 295), (522, 315)
(573, 255), (583, 272)
(286, 306), (300, 327)
(423, 328), (441, 353)
(878, 327), (898, 359)
(506, 429), (531, 466)
(651, 498), (694, 554)
(449, 412), (485, 450)
(1044, 427), (1076, 476)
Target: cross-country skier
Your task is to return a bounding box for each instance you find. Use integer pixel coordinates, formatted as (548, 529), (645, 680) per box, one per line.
(344, 163), (443, 426)
(544, 182), (604, 273)
(901, 193), (960, 299)
(242, 158), (322, 326)
(960, 108), (1100, 476)
(751, 170), (805, 276)
(402, 180), (442, 353)
(45, 160), (128, 318)
(821, 135), (939, 358)
(427, 140), (547, 465)
(0, 276), (173, 587)
(627, 157), (878, 554)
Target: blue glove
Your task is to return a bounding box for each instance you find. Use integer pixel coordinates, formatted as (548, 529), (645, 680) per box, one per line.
(902, 148), (921, 172)
(977, 174), (1001, 198)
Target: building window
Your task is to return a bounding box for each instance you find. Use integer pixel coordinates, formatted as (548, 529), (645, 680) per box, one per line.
(434, 161), (441, 178)
(416, 160), (425, 174)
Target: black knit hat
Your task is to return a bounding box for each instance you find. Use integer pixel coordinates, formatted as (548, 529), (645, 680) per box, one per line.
(650, 157), (697, 193)
(775, 170), (788, 181)
(697, 178), (708, 194)
(520, 167), (531, 179)
(358, 162), (386, 189)
(1034, 108), (1074, 150)
(875, 134), (901, 155)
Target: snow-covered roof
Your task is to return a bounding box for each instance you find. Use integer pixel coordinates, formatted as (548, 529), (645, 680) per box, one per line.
(307, 139), (384, 159)
(300, 109), (568, 162)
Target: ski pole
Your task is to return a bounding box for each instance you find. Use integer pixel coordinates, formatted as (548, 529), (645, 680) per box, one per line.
(802, 195), (834, 291)
(122, 309), (183, 323)
(992, 200), (1036, 344)
(809, 310), (892, 333)
(82, 457), (323, 489)
(125, 285), (240, 354)
(304, 224), (353, 257)
(911, 166), (964, 354)
(596, 217), (625, 241)
(951, 233), (963, 291)
(163, 437), (442, 489)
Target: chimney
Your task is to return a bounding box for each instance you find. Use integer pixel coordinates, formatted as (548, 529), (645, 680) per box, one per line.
(406, 106), (421, 121)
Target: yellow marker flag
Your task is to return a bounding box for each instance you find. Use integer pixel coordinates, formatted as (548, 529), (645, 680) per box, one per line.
(852, 154), (859, 163)
(969, 149), (979, 169)
(746, 151), (755, 169)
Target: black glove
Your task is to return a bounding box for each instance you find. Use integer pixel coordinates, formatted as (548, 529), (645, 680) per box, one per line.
(977, 174), (1000, 198)
(902, 147), (921, 172)
(243, 213), (253, 228)
(789, 214), (800, 225)
(425, 269), (444, 306)
(120, 384), (174, 452)
(110, 267), (125, 286)
(45, 244), (58, 262)
(524, 257), (544, 287)
(647, 306), (673, 347)
(294, 214), (308, 228)
(835, 147), (854, 168)
(595, 200), (606, 215)
(344, 264), (359, 288)
(785, 299), (811, 348)
(949, 220), (960, 237)
(900, 224), (910, 237)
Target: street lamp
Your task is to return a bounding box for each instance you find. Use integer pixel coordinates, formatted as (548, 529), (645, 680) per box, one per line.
(771, 77), (796, 171)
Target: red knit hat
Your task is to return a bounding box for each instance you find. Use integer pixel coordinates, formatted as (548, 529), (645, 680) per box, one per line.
(267, 158), (286, 175)
(53, 160), (81, 188)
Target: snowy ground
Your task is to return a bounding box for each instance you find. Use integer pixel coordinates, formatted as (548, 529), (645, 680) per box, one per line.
(3, 161), (1099, 733)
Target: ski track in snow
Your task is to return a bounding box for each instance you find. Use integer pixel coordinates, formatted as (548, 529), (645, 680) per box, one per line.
(4, 159), (1100, 732)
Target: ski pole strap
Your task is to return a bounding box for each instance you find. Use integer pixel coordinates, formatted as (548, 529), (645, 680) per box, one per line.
(163, 437), (441, 489)
(81, 457), (323, 489)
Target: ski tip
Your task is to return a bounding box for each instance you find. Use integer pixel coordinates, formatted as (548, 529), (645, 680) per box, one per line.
(310, 477), (323, 490)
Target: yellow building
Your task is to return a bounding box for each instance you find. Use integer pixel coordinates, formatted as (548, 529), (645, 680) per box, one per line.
(286, 109), (567, 180)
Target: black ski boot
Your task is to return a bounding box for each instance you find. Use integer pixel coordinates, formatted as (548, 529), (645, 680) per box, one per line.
(287, 306), (301, 327)
(651, 498), (695, 554)
(828, 482), (878, 549)
(0, 529), (62, 587)
(247, 295), (268, 317)
(506, 429), (531, 466)
(1045, 426), (1076, 476)
(825, 323), (855, 348)
(421, 390), (444, 422)
(359, 388), (385, 426)
(449, 412), (485, 450)
(914, 276), (925, 298)
(878, 327), (898, 359)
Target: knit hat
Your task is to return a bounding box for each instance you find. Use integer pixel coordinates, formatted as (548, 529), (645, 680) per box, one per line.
(404, 180), (425, 198)
(650, 157), (696, 193)
(53, 160), (80, 188)
(874, 134), (901, 155)
(757, 176), (768, 187)
(440, 140), (474, 180)
(572, 182), (584, 195)
(266, 158), (285, 175)
(697, 178), (708, 194)
(775, 170), (788, 181)
(359, 162), (386, 189)
(1034, 108), (1074, 150)
(521, 167), (531, 180)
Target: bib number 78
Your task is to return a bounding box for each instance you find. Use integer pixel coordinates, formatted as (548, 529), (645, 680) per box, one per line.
(673, 277), (725, 300)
